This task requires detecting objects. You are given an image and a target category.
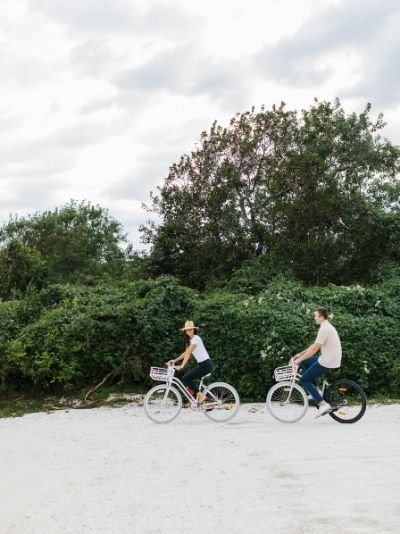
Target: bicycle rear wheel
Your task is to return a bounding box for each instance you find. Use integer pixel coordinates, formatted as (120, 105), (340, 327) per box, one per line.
(144, 384), (182, 423)
(324, 379), (367, 424)
(203, 382), (240, 423)
(266, 382), (308, 423)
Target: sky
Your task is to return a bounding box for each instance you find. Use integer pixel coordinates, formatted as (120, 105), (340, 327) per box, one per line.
(1, 0), (399, 248)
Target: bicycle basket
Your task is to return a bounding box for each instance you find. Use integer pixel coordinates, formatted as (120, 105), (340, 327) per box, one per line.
(274, 365), (296, 382)
(150, 366), (174, 382)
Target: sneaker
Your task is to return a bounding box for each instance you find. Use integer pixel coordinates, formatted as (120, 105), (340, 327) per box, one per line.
(315, 401), (331, 417)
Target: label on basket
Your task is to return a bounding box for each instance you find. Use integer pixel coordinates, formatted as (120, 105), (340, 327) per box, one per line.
(274, 365), (295, 381)
(150, 366), (174, 382)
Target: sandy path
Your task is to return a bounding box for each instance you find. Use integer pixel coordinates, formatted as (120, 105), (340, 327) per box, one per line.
(0, 403), (399, 534)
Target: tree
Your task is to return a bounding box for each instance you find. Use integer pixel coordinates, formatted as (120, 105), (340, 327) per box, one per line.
(142, 99), (400, 287)
(0, 200), (126, 287)
(0, 240), (47, 299)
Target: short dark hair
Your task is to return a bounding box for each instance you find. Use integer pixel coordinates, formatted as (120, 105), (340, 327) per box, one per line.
(315, 307), (328, 320)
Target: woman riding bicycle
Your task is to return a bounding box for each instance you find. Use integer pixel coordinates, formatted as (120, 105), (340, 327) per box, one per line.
(168, 320), (213, 405)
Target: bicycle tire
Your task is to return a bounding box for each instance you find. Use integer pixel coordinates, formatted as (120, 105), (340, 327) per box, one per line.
(324, 379), (367, 424)
(144, 384), (182, 424)
(203, 382), (240, 423)
(266, 382), (308, 423)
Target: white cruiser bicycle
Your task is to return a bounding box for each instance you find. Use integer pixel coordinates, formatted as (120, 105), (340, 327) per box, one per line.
(144, 363), (240, 423)
(266, 359), (367, 423)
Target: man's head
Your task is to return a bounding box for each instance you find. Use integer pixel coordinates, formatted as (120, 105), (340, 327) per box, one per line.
(314, 307), (328, 325)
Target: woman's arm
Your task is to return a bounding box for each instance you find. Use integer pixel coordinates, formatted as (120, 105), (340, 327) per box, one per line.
(171, 353), (185, 364)
(175, 344), (196, 370)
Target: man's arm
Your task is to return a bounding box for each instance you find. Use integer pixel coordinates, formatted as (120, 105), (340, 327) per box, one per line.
(294, 342), (321, 364)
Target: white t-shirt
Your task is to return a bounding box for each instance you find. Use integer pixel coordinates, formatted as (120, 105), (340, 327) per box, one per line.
(316, 320), (342, 369)
(189, 335), (210, 363)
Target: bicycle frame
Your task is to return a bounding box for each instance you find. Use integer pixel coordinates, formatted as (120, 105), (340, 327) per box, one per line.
(161, 367), (219, 408)
(281, 365), (331, 402)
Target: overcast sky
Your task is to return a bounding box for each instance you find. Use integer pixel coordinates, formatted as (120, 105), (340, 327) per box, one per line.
(1, 0), (399, 247)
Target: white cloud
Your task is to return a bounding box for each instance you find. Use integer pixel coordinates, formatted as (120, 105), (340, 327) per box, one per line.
(0, 0), (399, 249)
(255, 0), (400, 105)
(31, 0), (201, 38)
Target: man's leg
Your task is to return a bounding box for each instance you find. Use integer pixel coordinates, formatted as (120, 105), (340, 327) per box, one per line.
(300, 355), (320, 389)
(300, 355), (319, 371)
(300, 360), (329, 405)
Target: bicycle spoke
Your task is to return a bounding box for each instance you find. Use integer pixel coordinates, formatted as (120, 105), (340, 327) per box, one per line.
(324, 379), (367, 424)
(267, 382), (308, 423)
(203, 383), (240, 422)
(144, 385), (182, 423)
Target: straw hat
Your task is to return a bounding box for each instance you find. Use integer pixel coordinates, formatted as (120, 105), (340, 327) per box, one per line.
(180, 320), (199, 331)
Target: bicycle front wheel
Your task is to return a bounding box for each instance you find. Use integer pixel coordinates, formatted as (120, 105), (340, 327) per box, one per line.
(324, 379), (367, 424)
(203, 382), (240, 423)
(266, 382), (308, 423)
(144, 384), (182, 424)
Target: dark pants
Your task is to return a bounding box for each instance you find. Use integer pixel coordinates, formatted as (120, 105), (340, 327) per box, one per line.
(299, 355), (330, 404)
(181, 359), (213, 394)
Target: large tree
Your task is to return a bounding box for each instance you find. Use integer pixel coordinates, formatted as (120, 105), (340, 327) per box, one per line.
(0, 200), (126, 294)
(142, 99), (400, 287)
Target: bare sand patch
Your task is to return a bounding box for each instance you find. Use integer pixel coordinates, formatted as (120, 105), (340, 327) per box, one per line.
(0, 403), (399, 533)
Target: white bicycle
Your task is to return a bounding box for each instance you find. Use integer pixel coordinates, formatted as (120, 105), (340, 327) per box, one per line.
(144, 363), (240, 424)
(266, 359), (367, 424)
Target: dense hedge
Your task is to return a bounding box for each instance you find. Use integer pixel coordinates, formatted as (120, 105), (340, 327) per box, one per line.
(196, 278), (400, 399)
(0, 277), (196, 392)
(0, 275), (399, 399)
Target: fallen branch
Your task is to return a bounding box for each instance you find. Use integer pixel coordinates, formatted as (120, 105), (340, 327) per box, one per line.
(84, 370), (118, 402)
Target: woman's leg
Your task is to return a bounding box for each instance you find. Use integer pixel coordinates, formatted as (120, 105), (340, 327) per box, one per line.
(300, 360), (329, 404)
(181, 360), (213, 394)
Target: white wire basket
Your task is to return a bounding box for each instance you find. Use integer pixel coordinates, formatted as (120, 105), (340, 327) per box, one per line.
(150, 366), (174, 382)
(274, 364), (297, 382)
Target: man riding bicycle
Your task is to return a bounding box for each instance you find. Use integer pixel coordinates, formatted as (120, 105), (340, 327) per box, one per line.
(293, 307), (342, 416)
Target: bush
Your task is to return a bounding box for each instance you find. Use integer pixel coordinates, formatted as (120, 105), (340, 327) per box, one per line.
(0, 276), (197, 392)
(194, 276), (400, 399)
(0, 274), (399, 399)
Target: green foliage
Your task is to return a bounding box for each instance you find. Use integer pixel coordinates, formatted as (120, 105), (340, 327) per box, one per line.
(0, 277), (197, 393)
(0, 272), (399, 399)
(142, 99), (400, 288)
(0, 239), (47, 298)
(219, 256), (296, 295)
(0, 200), (126, 292)
(194, 276), (400, 400)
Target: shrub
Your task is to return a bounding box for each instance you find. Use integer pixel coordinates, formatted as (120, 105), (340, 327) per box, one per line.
(0, 274), (399, 398)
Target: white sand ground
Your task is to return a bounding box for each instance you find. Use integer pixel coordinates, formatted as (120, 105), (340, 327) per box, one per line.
(0, 403), (399, 534)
